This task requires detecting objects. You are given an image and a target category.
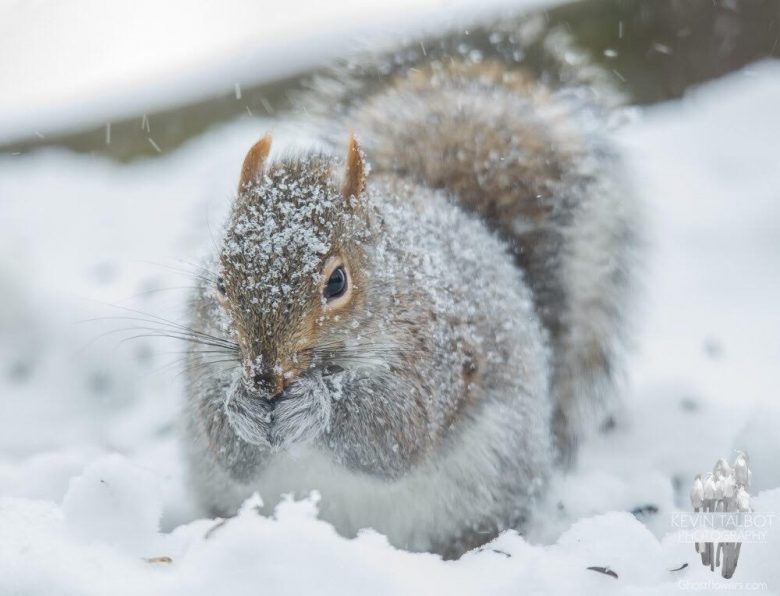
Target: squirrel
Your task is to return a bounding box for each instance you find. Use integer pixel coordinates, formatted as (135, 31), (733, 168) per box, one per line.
(183, 19), (638, 558)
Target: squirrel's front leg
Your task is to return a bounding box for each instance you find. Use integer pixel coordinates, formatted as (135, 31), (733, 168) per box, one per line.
(194, 384), (275, 483)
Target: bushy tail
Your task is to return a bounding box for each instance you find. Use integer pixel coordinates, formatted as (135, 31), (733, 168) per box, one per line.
(305, 12), (640, 461)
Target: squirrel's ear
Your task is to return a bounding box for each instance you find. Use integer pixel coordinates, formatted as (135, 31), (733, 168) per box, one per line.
(341, 134), (366, 199)
(238, 134), (272, 191)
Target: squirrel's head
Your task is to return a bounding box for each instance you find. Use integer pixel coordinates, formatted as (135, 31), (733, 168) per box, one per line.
(219, 134), (370, 399)
(205, 133), (456, 479)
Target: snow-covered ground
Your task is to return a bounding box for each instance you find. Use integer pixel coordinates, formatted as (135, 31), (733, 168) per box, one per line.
(1, 51), (779, 596)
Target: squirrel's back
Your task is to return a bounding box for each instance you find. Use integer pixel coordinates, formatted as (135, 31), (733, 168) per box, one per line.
(310, 19), (639, 457)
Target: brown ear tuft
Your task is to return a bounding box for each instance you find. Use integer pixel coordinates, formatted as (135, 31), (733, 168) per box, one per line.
(238, 134), (272, 191)
(342, 134), (366, 199)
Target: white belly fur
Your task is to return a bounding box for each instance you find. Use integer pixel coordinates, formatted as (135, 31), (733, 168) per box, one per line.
(229, 400), (548, 553)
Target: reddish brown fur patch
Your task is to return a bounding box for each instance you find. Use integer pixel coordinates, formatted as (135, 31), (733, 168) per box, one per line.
(238, 134), (272, 191)
(342, 134), (365, 199)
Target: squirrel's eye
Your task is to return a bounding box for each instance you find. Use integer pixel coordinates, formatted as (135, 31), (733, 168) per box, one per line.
(324, 266), (347, 300)
(216, 276), (227, 296)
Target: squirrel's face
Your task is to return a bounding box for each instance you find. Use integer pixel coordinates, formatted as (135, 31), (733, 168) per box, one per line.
(219, 135), (369, 401)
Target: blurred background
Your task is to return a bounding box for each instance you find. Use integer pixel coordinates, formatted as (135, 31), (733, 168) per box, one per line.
(0, 0), (779, 544)
(2, 0), (778, 158)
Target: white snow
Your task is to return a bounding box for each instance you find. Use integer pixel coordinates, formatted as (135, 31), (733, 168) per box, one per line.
(0, 0), (553, 144)
(1, 55), (779, 595)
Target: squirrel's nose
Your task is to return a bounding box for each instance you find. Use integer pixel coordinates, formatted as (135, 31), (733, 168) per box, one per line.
(263, 372), (285, 399)
(241, 353), (302, 400)
(242, 364), (289, 400)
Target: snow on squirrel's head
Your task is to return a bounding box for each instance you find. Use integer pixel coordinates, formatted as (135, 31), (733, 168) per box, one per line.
(215, 134), (442, 478)
(221, 134), (370, 397)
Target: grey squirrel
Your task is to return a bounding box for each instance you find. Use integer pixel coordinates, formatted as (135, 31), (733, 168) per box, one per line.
(183, 19), (638, 558)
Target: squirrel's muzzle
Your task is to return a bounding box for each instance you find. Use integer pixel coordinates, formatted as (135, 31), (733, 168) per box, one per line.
(242, 360), (294, 400)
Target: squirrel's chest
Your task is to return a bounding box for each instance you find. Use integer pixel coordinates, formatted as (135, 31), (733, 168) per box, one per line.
(240, 442), (502, 553)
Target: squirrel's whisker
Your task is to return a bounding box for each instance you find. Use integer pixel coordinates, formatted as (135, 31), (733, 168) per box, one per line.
(119, 333), (238, 352)
(115, 285), (201, 302)
(141, 259), (219, 283)
(82, 313), (239, 351)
